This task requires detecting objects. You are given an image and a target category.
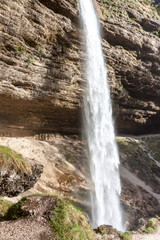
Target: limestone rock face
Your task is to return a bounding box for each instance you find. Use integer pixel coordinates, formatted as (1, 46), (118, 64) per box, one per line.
(97, 0), (160, 134)
(0, 0), (82, 136)
(0, 0), (160, 135)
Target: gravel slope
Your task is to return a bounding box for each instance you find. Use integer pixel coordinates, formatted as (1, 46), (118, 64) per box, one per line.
(0, 216), (54, 240)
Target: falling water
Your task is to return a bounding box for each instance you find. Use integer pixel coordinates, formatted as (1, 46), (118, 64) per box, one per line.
(79, 0), (124, 231)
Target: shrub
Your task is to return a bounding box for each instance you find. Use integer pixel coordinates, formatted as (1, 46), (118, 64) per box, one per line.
(120, 231), (132, 240)
(143, 218), (158, 233)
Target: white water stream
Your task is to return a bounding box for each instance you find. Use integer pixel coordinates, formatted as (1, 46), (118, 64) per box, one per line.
(79, 0), (124, 231)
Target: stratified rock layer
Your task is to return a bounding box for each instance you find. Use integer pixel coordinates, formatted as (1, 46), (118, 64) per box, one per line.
(0, 0), (82, 136)
(98, 0), (160, 134)
(0, 0), (160, 136)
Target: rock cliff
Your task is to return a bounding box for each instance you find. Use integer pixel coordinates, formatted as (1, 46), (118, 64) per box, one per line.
(0, 0), (160, 136)
(0, 0), (81, 136)
(98, 0), (160, 135)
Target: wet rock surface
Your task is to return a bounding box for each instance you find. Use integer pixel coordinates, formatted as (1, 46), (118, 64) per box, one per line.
(118, 136), (160, 230)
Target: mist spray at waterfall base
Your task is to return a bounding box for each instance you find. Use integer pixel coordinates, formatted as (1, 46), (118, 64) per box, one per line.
(79, 0), (124, 231)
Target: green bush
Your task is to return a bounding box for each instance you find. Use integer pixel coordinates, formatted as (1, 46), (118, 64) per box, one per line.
(143, 227), (154, 233)
(120, 231), (132, 240)
(143, 218), (158, 233)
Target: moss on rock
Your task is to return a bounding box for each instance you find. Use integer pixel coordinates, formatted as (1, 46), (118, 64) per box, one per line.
(120, 231), (133, 240)
(4, 194), (96, 240)
(0, 198), (13, 218)
(50, 197), (96, 240)
(143, 218), (158, 233)
(6, 198), (27, 220)
(0, 145), (31, 174)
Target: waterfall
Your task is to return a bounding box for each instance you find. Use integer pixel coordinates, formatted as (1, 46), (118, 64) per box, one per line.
(79, 0), (124, 231)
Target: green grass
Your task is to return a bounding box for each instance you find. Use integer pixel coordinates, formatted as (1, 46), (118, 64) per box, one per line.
(120, 231), (132, 240)
(143, 227), (154, 233)
(0, 145), (31, 174)
(132, 52), (138, 58)
(25, 192), (60, 198)
(50, 197), (96, 240)
(143, 218), (158, 234)
(0, 198), (13, 217)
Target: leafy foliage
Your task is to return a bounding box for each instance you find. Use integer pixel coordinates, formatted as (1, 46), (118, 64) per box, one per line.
(143, 218), (158, 233)
(120, 231), (133, 240)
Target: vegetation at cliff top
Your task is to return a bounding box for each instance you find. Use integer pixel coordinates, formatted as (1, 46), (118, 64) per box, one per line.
(0, 145), (31, 174)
